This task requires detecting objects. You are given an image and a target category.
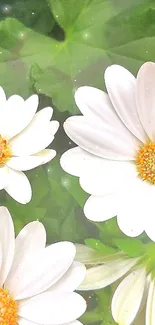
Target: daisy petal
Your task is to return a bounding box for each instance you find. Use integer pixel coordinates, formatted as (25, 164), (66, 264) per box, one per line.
(105, 65), (146, 142)
(50, 121), (59, 135)
(67, 321), (83, 325)
(60, 147), (96, 177)
(84, 195), (118, 222)
(6, 149), (56, 171)
(146, 278), (155, 325)
(10, 106), (54, 156)
(136, 62), (155, 141)
(49, 261), (86, 293)
(64, 116), (139, 160)
(4, 169), (32, 204)
(79, 257), (138, 290)
(15, 221), (46, 252)
(117, 212), (144, 238)
(8, 242), (76, 300)
(112, 268), (146, 325)
(5, 221), (46, 288)
(0, 207), (15, 286)
(18, 292), (86, 325)
(18, 318), (38, 325)
(0, 166), (9, 190)
(117, 179), (155, 238)
(61, 148), (137, 196)
(1, 95), (39, 139)
(10, 123), (54, 156)
(75, 244), (118, 265)
(18, 318), (82, 325)
(33, 106), (53, 123)
(75, 86), (134, 130)
(80, 160), (137, 196)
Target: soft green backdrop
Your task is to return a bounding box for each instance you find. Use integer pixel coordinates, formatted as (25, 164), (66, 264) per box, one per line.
(0, 0), (154, 323)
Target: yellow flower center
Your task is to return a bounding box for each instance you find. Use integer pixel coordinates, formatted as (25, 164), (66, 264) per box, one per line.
(0, 136), (11, 165)
(136, 142), (155, 184)
(0, 288), (18, 325)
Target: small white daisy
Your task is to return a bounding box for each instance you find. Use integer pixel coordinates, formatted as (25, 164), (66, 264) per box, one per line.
(0, 206), (86, 325)
(61, 62), (155, 241)
(0, 87), (59, 204)
(76, 244), (155, 325)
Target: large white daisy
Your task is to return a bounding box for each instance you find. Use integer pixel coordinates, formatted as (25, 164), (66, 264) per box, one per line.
(0, 206), (86, 325)
(76, 244), (155, 325)
(0, 87), (59, 204)
(61, 62), (155, 241)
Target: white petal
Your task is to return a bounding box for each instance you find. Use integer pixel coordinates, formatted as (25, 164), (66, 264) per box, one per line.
(60, 147), (98, 177)
(64, 116), (139, 160)
(112, 268), (146, 325)
(146, 278), (155, 325)
(0, 207), (15, 286)
(18, 318), (39, 325)
(18, 318), (82, 325)
(79, 257), (138, 290)
(18, 292), (86, 324)
(34, 106), (53, 123)
(117, 178), (155, 238)
(4, 169), (32, 204)
(1, 95), (39, 139)
(84, 194), (118, 222)
(75, 244), (120, 265)
(8, 241), (76, 300)
(0, 166), (9, 190)
(48, 262), (86, 293)
(50, 120), (59, 135)
(10, 123), (54, 156)
(80, 160), (137, 196)
(5, 221), (46, 288)
(75, 86), (137, 131)
(105, 65), (147, 142)
(61, 148), (137, 194)
(6, 149), (56, 171)
(136, 62), (155, 141)
(10, 107), (56, 156)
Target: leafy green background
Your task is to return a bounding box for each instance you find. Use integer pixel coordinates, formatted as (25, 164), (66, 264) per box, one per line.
(0, 0), (154, 323)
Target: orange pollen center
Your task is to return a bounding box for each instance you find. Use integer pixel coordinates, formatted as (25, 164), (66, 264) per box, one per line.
(0, 135), (11, 164)
(136, 142), (155, 184)
(0, 288), (18, 325)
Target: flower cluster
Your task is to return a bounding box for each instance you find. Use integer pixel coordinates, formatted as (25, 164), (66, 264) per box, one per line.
(0, 87), (59, 204)
(61, 62), (155, 242)
(76, 243), (155, 325)
(0, 207), (86, 325)
(1, 62), (155, 325)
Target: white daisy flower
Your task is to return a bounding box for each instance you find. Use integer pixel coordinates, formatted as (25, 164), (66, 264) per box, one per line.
(75, 244), (155, 325)
(0, 206), (86, 325)
(0, 87), (59, 204)
(61, 62), (155, 241)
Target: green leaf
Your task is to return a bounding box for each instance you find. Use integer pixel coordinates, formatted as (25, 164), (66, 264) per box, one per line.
(1, 0), (155, 114)
(11, 0), (55, 33)
(60, 174), (88, 207)
(114, 238), (144, 257)
(85, 238), (117, 255)
(41, 159), (91, 243)
(95, 288), (117, 325)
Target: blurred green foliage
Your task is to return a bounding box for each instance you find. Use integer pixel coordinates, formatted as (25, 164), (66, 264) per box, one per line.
(0, 0), (154, 323)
